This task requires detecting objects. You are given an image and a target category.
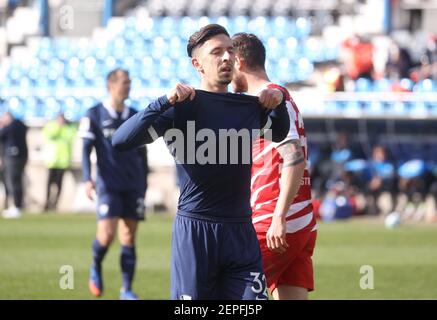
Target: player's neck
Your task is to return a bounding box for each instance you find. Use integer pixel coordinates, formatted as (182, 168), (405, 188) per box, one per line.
(245, 70), (271, 95)
(109, 97), (125, 112)
(200, 80), (228, 93)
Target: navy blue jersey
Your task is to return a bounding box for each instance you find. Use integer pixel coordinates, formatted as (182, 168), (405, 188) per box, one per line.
(0, 119), (28, 160)
(113, 90), (289, 219)
(79, 102), (147, 192)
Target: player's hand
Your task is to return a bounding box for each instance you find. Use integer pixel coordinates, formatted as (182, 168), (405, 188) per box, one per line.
(257, 89), (284, 109)
(167, 83), (196, 105)
(85, 180), (96, 201)
(266, 215), (289, 254)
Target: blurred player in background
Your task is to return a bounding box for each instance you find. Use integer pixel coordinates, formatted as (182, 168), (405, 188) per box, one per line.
(112, 24), (289, 300)
(0, 111), (28, 219)
(232, 33), (317, 300)
(78, 68), (148, 300)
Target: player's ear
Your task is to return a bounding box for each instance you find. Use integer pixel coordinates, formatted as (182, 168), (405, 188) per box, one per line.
(235, 55), (244, 71)
(192, 57), (203, 73)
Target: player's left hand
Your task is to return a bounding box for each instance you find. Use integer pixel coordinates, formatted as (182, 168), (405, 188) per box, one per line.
(257, 89), (284, 109)
(266, 214), (289, 254)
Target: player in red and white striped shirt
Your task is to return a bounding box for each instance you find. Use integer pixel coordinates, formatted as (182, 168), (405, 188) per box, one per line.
(232, 33), (317, 300)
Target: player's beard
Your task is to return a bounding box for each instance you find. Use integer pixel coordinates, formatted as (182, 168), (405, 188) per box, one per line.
(217, 71), (233, 86)
(218, 77), (232, 86)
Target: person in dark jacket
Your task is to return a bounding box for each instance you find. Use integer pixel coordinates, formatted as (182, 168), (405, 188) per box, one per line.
(0, 111), (28, 218)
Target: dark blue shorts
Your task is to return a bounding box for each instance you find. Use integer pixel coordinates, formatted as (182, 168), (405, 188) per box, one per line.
(96, 188), (145, 221)
(170, 213), (268, 300)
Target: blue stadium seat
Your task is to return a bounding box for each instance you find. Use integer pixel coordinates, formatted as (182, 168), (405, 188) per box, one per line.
(296, 58), (313, 81)
(231, 16), (249, 34)
(158, 16), (179, 38)
(325, 101), (342, 115)
(168, 36), (184, 59)
(409, 101), (428, 117)
(354, 78), (372, 92)
(413, 79), (436, 92)
(387, 101), (408, 116)
(247, 17), (270, 40)
(23, 97), (40, 119)
(283, 37), (299, 60)
(303, 38), (324, 62)
(216, 16), (231, 32)
(158, 57), (176, 80)
(266, 37), (282, 60)
(399, 78), (413, 91)
(42, 96), (60, 119)
(374, 78), (391, 92)
(151, 37), (169, 59)
(271, 16), (292, 40)
(176, 57), (194, 81)
(365, 101), (385, 115)
(276, 58), (293, 84)
(180, 16), (198, 40)
(344, 101), (362, 116)
(295, 17), (311, 39)
(398, 159), (425, 179)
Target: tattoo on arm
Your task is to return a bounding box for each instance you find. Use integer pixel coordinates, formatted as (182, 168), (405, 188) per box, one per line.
(278, 140), (305, 168)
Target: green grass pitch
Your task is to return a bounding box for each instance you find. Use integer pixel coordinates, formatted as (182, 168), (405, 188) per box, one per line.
(0, 214), (436, 299)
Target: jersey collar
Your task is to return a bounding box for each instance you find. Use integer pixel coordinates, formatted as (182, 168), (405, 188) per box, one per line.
(103, 99), (129, 120)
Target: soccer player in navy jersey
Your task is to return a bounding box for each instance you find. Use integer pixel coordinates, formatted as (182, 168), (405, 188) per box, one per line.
(112, 24), (289, 300)
(79, 69), (148, 300)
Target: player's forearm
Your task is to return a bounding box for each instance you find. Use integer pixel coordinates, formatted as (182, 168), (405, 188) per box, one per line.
(112, 95), (172, 151)
(274, 161), (306, 217)
(82, 138), (93, 182)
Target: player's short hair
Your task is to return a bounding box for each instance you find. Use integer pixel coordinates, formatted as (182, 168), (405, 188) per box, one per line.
(106, 68), (129, 83)
(232, 33), (266, 71)
(187, 24), (230, 58)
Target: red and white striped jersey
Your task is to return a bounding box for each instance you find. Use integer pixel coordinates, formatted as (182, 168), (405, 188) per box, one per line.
(251, 83), (316, 234)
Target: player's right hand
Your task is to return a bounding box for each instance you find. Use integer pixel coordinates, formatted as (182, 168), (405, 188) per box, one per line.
(85, 180), (96, 201)
(257, 88), (284, 109)
(266, 215), (289, 254)
(167, 83), (196, 105)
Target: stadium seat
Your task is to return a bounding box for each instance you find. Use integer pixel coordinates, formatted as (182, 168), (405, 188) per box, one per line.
(373, 78), (391, 92)
(410, 101), (429, 118)
(271, 16), (292, 40)
(413, 79), (436, 92)
(354, 78), (372, 92)
(295, 17), (311, 39)
(344, 101), (362, 116)
(398, 159), (426, 179)
(365, 101), (385, 115)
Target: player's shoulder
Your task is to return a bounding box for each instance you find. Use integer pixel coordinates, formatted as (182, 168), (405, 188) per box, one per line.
(267, 83), (291, 98)
(268, 83), (302, 113)
(83, 103), (103, 118)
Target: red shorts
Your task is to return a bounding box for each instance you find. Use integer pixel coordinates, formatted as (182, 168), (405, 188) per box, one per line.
(257, 231), (317, 293)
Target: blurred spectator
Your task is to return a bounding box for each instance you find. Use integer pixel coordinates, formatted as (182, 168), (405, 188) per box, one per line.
(0, 111), (28, 218)
(396, 159), (427, 220)
(366, 146), (396, 215)
(418, 34), (437, 81)
(0, 142), (8, 210)
(323, 65), (345, 92)
(340, 35), (374, 80)
(326, 132), (366, 188)
(385, 41), (414, 81)
(319, 181), (354, 221)
(42, 112), (77, 211)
